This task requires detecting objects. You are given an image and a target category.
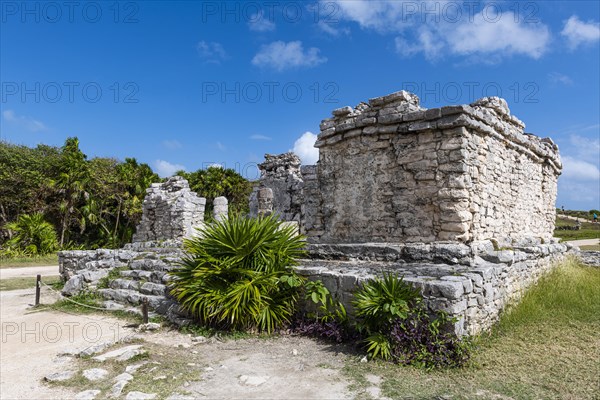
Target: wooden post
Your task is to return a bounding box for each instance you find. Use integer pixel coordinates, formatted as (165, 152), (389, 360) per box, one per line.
(142, 298), (149, 324)
(35, 275), (41, 306)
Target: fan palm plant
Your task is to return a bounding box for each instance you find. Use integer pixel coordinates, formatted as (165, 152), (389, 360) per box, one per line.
(169, 214), (306, 333)
(4, 213), (59, 256)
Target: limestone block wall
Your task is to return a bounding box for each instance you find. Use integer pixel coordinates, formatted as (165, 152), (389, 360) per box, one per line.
(132, 176), (206, 243)
(307, 91), (562, 244)
(300, 239), (572, 336)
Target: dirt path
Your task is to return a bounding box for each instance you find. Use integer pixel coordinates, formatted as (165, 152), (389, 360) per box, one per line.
(0, 266), (59, 280)
(567, 238), (600, 246)
(0, 287), (137, 399)
(144, 333), (353, 399)
(0, 286), (357, 399)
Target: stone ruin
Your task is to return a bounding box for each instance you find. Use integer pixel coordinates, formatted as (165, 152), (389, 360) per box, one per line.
(60, 91), (574, 335)
(250, 91), (571, 335)
(251, 91), (560, 244)
(132, 177), (206, 243)
(59, 177), (228, 325)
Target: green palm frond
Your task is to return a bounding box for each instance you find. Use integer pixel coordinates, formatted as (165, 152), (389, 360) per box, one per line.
(170, 214), (306, 333)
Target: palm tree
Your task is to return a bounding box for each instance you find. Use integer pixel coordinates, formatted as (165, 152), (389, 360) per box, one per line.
(54, 137), (90, 247)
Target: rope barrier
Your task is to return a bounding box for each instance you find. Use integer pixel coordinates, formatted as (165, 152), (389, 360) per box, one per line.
(39, 279), (130, 312)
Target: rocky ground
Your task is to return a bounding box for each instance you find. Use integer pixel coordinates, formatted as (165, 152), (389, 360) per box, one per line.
(0, 286), (367, 400)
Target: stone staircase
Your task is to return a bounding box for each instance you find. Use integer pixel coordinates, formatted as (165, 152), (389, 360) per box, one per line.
(96, 247), (190, 325)
(59, 242), (192, 326)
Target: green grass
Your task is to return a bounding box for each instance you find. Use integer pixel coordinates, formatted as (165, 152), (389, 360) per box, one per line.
(0, 276), (61, 291)
(343, 257), (600, 399)
(579, 244), (600, 251)
(554, 217), (600, 241)
(0, 253), (59, 268)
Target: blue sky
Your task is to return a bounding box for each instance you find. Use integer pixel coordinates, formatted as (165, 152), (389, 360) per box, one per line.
(1, 0), (599, 210)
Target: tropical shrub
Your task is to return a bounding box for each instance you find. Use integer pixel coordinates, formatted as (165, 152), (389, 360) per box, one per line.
(352, 273), (470, 368)
(291, 280), (351, 343)
(353, 273), (420, 359)
(389, 307), (471, 370)
(169, 214), (306, 333)
(3, 213), (59, 256)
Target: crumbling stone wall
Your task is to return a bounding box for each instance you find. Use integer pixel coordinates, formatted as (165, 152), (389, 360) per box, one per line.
(312, 92), (561, 243)
(253, 91), (561, 244)
(249, 153), (304, 222)
(132, 176), (206, 243)
(300, 239), (572, 335)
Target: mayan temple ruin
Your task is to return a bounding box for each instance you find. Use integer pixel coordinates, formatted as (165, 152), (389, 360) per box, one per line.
(60, 91), (570, 335)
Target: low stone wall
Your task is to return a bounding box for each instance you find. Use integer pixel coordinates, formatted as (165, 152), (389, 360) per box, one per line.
(302, 239), (571, 335)
(59, 242), (189, 325)
(59, 238), (573, 335)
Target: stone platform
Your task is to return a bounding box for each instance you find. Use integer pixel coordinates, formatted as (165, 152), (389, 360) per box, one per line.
(300, 239), (571, 335)
(59, 238), (572, 335)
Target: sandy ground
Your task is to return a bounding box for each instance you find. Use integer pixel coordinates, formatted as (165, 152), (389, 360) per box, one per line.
(0, 287), (137, 400)
(144, 332), (353, 399)
(567, 238), (600, 246)
(0, 286), (357, 399)
(0, 266), (60, 279)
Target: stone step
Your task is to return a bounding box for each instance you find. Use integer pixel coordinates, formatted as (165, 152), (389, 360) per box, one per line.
(98, 288), (165, 309)
(119, 269), (173, 284)
(109, 278), (140, 291)
(129, 258), (180, 272)
(108, 278), (167, 296)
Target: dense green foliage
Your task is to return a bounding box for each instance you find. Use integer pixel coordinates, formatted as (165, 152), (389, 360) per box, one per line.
(169, 214), (306, 333)
(177, 166), (253, 217)
(353, 274), (421, 359)
(3, 213), (59, 256)
(0, 138), (160, 250)
(352, 274), (470, 368)
(1, 139), (253, 252)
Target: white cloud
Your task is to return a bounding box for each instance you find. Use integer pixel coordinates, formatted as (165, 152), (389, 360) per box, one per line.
(561, 16), (600, 49)
(558, 180), (600, 204)
(207, 163), (223, 169)
(396, 11), (550, 61)
(328, 0), (409, 33)
(568, 134), (600, 163)
(248, 11), (276, 32)
(216, 141), (226, 151)
(292, 131), (319, 165)
(162, 139), (182, 150)
(250, 134), (272, 141)
(196, 41), (228, 64)
(154, 160), (186, 178)
(317, 21), (350, 37)
(2, 109), (47, 132)
(323, 0), (550, 62)
(548, 72), (573, 86)
(561, 156), (600, 181)
(251, 41), (327, 71)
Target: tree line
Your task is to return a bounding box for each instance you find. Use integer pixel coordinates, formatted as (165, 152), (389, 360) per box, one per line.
(0, 138), (253, 256)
